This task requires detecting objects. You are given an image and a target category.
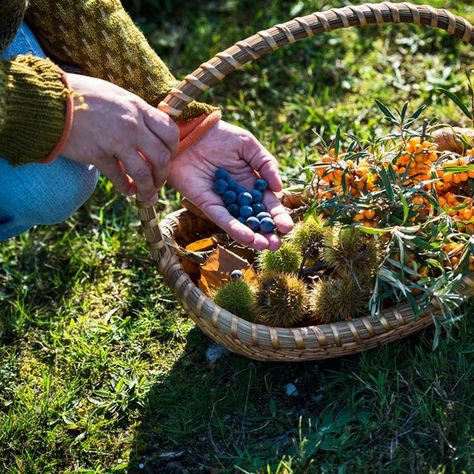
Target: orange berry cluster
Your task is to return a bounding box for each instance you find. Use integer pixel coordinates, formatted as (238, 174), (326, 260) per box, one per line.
(442, 242), (474, 272)
(313, 138), (474, 233)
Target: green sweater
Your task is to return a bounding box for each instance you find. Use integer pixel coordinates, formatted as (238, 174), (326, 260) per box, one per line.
(0, 0), (215, 165)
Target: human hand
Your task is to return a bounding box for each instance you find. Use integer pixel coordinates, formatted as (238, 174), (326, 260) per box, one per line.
(62, 74), (179, 205)
(168, 120), (294, 250)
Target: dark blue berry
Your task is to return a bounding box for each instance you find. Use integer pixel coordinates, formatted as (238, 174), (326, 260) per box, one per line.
(213, 178), (228, 195)
(223, 190), (237, 205)
(236, 185), (247, 195)
(237, 216), (246, 224)
(227, 178), (238, 190)
(260, 217), (275, 233)
(254, 178), (268, 191)
(252, 203), (266, 215)
(249, 189), (263, 203)
(227, 203), (240, 217)
(231, 269), (244, 280)
(256, 211), (272, 221)
(215, 168), (229, 180)
(240, 205), (253, 218)
(245, 216), (260, 231)
(237, 192), (253, 206)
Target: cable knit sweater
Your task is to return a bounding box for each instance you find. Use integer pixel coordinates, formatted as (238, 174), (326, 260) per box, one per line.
(0, 0), (216, 165)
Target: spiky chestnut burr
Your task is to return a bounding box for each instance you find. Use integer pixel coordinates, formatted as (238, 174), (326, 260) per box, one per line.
(308, 272), (369, 324)
(213, 279), (256, 321)
(255, 272), (309, 327)
(322, 227), (378, 277)
(287, 213), (327, 262)
(257, 242), (302, 274)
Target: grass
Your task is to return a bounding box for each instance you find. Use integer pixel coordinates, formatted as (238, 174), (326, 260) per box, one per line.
(1, 0), (473, 472)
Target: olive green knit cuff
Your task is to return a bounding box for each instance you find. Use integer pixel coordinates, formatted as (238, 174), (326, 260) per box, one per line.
(0, 56), (69, 165)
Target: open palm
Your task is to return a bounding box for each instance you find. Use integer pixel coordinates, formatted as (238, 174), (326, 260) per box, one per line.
(168, 120), (294, 250)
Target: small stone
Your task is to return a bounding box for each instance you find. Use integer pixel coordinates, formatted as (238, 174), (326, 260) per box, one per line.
(206, 342), (230, 363)
(284, 383), (299, 397)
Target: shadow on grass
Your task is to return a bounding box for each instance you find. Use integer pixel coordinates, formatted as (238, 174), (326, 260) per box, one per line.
(127, 321), (442, 473)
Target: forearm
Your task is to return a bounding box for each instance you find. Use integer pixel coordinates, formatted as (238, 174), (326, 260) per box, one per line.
(25, 0), (216, 119)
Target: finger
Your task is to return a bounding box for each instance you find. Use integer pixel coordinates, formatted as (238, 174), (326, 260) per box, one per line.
(119, 148), (158, 204)
(250, 232), (271, 251)
(241, 132), (282, 192)
(264, 232), (282, 251)
(143, 108), (179, 158)
(118, 160), (136, 195)
(136, 131), (171, 189)
(263, 192), (295, 235)
(96, 157), (134, 195)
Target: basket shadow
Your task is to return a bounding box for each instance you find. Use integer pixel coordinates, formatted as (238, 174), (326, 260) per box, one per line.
(127, 320), (431, 473)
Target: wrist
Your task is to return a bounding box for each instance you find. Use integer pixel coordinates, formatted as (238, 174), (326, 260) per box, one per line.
(41, 70), (75, 163)
(176, 110), (222, 154)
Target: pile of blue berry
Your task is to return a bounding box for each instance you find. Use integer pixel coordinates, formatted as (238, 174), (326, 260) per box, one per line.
(213, 168), (276, 233)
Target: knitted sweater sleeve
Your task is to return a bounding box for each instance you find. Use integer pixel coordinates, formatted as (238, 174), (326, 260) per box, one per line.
(0, 56), (70, 165)
(25, 0), (217, 120)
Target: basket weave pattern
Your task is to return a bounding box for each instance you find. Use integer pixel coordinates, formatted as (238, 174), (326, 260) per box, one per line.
(137, 3), (474, 361)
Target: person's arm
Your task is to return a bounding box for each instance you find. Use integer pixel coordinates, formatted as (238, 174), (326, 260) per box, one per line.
(25, 0), (216, 120)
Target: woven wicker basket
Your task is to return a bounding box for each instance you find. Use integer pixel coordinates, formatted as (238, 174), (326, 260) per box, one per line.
(137, 3), (474, 361)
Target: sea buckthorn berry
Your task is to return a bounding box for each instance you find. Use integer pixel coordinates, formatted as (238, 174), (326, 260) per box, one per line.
(240, 205), (253, 218)
(227, 203), (240, 217)
(227, 178), (238, 190)
(213, 179), (228, 195)
(256, 212), (272, 221)
(254, 178), (268, 191)
(363, 209), (376, 219)
(237, 192), (253, 206)
(260, 218), (276, 233)
(215, 168), (229, 180)
(245, 216), (260, 231)
(252, 203), (266, 215)
(249, 189), (263, 203)
(223, 190), (237, 205)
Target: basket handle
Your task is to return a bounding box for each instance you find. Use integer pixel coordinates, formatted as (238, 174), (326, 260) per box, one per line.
(139, 2), (474, 265)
